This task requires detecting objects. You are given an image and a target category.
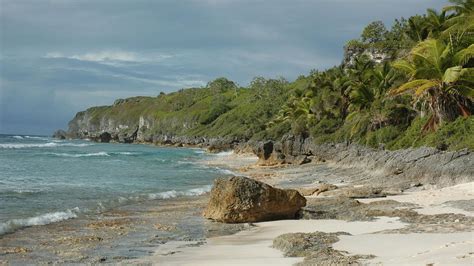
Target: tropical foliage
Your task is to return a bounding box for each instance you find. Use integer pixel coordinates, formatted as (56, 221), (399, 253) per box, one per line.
(83, 0), (473, 151)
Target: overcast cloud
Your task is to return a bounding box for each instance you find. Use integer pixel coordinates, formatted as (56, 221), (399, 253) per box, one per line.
(0, 0), (446, 134)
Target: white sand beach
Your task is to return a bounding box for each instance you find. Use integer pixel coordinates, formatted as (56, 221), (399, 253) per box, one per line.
(128, 153), (474, 265)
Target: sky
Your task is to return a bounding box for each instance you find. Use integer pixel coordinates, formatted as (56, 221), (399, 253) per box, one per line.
(0, 0), (446, 135)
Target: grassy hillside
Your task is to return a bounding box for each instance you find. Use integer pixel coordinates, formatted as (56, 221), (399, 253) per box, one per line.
(70, 0), (474, 151)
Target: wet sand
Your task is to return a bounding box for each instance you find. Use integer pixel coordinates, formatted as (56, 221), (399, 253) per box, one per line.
(0, 194), (245, 264)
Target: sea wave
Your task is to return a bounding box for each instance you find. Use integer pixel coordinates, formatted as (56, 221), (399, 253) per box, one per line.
(1, 188), (48, 195)
(50, 152), (110, 158)
(0, 208), (79, 235)
(148, 185), (212, 200)
(25, 136), (49, 140)
(0, 142), (92, 149)
(112, 152), (140, 155)
(49, 151), (140, 157)
(214, 151), (234, 156)
(12, 135), (24, 139)
(215, 167), (236, 175)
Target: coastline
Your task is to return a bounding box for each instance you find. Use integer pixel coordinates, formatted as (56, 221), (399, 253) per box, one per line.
(130, 150), (474, 265)
(2, 142), (473, 265)
(0, 144), (246, 264)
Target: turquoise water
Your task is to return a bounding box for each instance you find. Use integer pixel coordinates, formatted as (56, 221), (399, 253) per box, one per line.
(0, 134), (227, 235)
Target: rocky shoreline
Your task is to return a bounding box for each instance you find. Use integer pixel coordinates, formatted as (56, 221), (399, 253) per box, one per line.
(139, 150), (474, 265)
(55, 126), (474, 189)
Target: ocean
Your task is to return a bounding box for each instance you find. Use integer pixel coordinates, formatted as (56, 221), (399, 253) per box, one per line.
(0, 134), (230, 236)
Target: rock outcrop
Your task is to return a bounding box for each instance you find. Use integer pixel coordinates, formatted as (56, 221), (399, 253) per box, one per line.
(52, 130), (67, 139)
(252, 135), (474, 188)
(203, 176), (306, 223)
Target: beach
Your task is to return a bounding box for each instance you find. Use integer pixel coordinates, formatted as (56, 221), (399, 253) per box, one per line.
(130, 151), (474, 265)
(1, 147), (473, 265)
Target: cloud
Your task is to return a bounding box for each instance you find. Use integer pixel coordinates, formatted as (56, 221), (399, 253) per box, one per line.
(0, 0), (448, 134)
(44, 51), (175, 66)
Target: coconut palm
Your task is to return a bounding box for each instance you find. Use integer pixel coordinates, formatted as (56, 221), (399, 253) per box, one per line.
(406, 15), (430, 42)
(425, 9), (449, 38)
(390, 39), (474, 131)
(442, 0), (474, 46)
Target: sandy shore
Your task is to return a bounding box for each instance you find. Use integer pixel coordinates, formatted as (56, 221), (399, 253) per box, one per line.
(130, 151), (474, 265)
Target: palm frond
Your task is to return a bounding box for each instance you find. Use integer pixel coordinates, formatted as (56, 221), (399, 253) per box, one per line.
(390, 79), (434, 95)
(454, 44), (474, 65)
(443, 66), (463, 83)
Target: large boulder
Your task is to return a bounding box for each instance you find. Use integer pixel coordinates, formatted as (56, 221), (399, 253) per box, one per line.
(203, 176), (306, 223)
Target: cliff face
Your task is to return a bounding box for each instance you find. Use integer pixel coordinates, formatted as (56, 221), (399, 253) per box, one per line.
(58, 83), (289, 146)
(342, 45), (391, 66)
(251, 137), (474, 188)
(67, 109), (143, 143)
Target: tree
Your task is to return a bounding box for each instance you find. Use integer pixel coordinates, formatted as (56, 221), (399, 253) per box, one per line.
(390, 39), (474, 131)
(361, 21), (387, 43)
(405, 15), (430, 42)
(425, 8), (448, 38)
(442, 0), (474, 47)
(207, 77), (237, 94)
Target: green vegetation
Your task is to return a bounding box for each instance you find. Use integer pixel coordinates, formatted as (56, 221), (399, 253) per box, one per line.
(77, 0), (473, 151)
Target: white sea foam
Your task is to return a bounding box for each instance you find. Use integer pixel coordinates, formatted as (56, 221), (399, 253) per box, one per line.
(193, 149), (206, 154)
(214, 151), (234, 156)
(50, 152), (110, 158)
(216, 168), (236, 175)
(148, 185), (212, 200)
(0, 142), (91, 149)
(3, 188), (47, 194)
(12, 135), (24, 139)
(0, 208), (79, 235)
(25, 136), (49, 140)
(113, 152), (139, 155)
(50, 151), (139, 157)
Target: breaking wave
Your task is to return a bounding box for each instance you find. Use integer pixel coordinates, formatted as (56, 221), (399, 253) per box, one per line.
(148, 185), (212, 200)
(0, 142), (91, 149)
(214, 151), (234, 156)
(0, 208), (79, 235)
(25, 136), (50, 140)
(50, 152), (110, 158)
(49, 151), (140, 158)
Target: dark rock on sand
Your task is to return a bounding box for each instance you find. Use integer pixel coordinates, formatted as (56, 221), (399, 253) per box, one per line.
(297, 184), (338, 196)
(273, 231), (374, 266)
(203, 176), (306, 223)
(342, 186), (387, 199)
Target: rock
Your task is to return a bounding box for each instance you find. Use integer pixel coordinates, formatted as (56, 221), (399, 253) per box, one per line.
(52, 129), (67, 139)
(273, 231), (374, 265)
(294, 155), (311, 165)
(253, 141), (274, 160)
(393, 168), (403, 175)
(203, 176), (306, 223)
(273, 231), (349, 257)
(297, 184), (338, 196)
(341, 186), (387, 199)
(99, 132), (112, 143)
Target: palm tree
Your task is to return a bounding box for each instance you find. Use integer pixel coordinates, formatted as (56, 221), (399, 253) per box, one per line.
(372, 62), (399, 98)
(390, 39), (474, 131)
(425, 8), (449, 38)
(442, 0), (474, 46)
(406, 15), (430, 42)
